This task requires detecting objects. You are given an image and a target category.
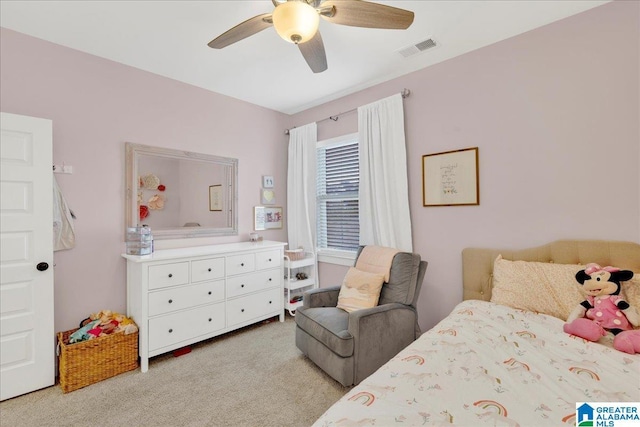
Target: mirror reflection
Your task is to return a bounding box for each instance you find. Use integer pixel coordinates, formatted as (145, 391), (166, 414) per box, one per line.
(125, 142), (238, 239)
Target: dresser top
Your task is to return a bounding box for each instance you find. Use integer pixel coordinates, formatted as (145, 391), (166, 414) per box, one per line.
(122, 240), (286, 263)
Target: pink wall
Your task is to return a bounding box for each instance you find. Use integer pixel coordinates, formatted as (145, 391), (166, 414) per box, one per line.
(0, 28), (289, 332)
(1, 1), (637, 336)
(288, 1), (640, 330)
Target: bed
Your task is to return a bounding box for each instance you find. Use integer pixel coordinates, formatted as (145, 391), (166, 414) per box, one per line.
(313, 240), (640, 426)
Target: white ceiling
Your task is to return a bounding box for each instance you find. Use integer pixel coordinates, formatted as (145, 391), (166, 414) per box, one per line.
(0, 1), (609, 115)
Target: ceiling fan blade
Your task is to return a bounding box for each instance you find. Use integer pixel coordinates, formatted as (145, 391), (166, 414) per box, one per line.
(208, 13), (273, 49)
(298, 31), (328, 73)
(320, 0), (414, 30)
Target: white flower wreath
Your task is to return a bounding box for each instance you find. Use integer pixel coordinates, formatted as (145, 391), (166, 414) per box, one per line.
(142, 174), (160, 190)
(148, 194), (165, 210)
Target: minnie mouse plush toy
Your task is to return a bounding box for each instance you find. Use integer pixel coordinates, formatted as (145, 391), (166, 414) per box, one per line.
(563, 263), (640, 354)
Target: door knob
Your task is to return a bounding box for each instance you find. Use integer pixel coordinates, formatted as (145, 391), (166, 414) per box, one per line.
(36, 262), (49, 271)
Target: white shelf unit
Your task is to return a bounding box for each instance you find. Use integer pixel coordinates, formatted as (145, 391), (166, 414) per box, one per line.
(283, 252), (316, 316)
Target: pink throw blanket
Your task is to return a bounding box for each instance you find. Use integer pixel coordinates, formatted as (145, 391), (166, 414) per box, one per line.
(355, 246), (400, 282)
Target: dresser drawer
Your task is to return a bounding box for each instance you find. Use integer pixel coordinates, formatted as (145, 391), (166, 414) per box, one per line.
(255, 249), (281, 271)
(148, 280), (225, 316)
(148, 302), (225, 351)
(148, 262), (189, 290)
(226, 269), (280, 298)
(227, 288), (281, 327)
(226, 253), (255, 276)
(191, 257), (225, 283)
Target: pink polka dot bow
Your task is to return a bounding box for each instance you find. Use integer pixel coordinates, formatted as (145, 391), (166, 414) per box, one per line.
(584, 263), (620, 275)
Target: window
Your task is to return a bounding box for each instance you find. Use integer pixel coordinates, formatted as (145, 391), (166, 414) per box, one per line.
(316, 133), (359, 258)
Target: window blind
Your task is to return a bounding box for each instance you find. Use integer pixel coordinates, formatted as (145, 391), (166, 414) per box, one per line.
(317, 141), (359, 251)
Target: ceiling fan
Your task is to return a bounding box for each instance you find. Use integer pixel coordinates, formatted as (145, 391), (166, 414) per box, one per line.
(207, 0), (414, 73)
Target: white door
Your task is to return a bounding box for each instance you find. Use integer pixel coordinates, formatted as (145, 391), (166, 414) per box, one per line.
(0, 112), (54, 401)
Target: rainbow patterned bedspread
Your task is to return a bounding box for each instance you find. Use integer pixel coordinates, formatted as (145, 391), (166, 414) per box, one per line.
(313, 300), (640, 426)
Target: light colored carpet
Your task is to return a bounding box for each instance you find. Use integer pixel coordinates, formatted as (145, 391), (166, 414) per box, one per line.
(0, 315), (349, 427)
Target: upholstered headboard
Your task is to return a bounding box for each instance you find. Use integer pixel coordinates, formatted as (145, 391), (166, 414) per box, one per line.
(462, 240), (640, 301)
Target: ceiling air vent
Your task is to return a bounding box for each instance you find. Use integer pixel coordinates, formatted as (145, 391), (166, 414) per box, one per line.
(398, 38), (437, 58)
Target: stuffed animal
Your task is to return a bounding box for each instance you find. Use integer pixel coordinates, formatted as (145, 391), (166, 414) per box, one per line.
(563, 263), (640, 354)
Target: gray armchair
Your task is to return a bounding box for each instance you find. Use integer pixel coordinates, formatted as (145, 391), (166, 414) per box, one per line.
(295, 247), (427, 386)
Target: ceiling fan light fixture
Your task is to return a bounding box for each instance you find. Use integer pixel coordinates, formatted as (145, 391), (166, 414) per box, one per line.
(273, 1), (319, 44)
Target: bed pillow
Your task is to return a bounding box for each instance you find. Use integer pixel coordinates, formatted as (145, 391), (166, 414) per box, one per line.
(490, 255), (585, 320)
(336, 267), (385, 313)
(622, 274), (640, 315)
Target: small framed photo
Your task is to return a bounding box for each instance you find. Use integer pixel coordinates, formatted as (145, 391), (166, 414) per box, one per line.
(254, 206), (283, 230)
(261, 189), (276, 205)
(262, 175), (274, 188)
(422, 147), (479, 207)
(209, 184), (222, 211)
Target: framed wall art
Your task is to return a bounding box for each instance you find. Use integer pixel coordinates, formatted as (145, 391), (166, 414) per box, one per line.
(260, 188), (276, 205)
(262, 175), (274, 188)
(254, 206), (283, 230)
(422, 147), (479, 207)
(209, 184), (223, 211)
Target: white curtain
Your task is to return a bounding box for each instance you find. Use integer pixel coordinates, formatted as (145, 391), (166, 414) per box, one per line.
(358, 93), (413, 251)
(286, 122), (317, 253)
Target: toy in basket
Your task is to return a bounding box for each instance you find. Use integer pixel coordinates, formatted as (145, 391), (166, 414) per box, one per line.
(285, 248), (305, 261)
(57, 310), (139, 393)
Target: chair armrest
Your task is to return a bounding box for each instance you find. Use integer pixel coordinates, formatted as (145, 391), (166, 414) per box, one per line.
(347, 303), (417, 384)
(347, 303), (414, 333)
(303, 286), (341, 308)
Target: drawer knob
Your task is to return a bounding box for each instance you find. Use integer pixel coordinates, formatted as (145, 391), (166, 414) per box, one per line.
(168, 299), (173, 304)
(268, 278), (272, 282)
(208, 318), (212, 322)
(208, 268), (212, 272)
(241, 263), (244, 267)
(208, 291), (212, 295)
(269, 300), (272, 304)
(168, 328), (173, 333)
(168, 273), (173, 278)
(241, 284), (245, 288)
(241, 309), (244, 312)
(268, 258), (272, 262)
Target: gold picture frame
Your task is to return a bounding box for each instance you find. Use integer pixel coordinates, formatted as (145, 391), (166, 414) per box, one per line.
(209, 185), (222, 211)
(422, 147), (479, 206)
(254, 206), (283, 230)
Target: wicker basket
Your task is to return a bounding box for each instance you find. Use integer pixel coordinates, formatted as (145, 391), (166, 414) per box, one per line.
(284, 249), (305, 261)
(57, 328), (138, 393)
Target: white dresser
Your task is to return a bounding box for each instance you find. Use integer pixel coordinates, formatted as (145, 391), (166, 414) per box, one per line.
(122, 241), (286, 372)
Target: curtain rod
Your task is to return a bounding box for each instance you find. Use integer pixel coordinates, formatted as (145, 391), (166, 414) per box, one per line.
(284, 88), (411, 136)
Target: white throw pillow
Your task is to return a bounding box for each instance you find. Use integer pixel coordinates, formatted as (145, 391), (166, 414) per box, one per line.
(490, 255), (584, 320)
(622, 274), (640, 315)
(336, 267), (385, 313)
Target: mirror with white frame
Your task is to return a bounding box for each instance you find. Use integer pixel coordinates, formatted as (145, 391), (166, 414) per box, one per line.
(125, 142), (238, 239)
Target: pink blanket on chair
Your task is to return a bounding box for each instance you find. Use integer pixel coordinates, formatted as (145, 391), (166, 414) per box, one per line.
(355, 246), (400, 282)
